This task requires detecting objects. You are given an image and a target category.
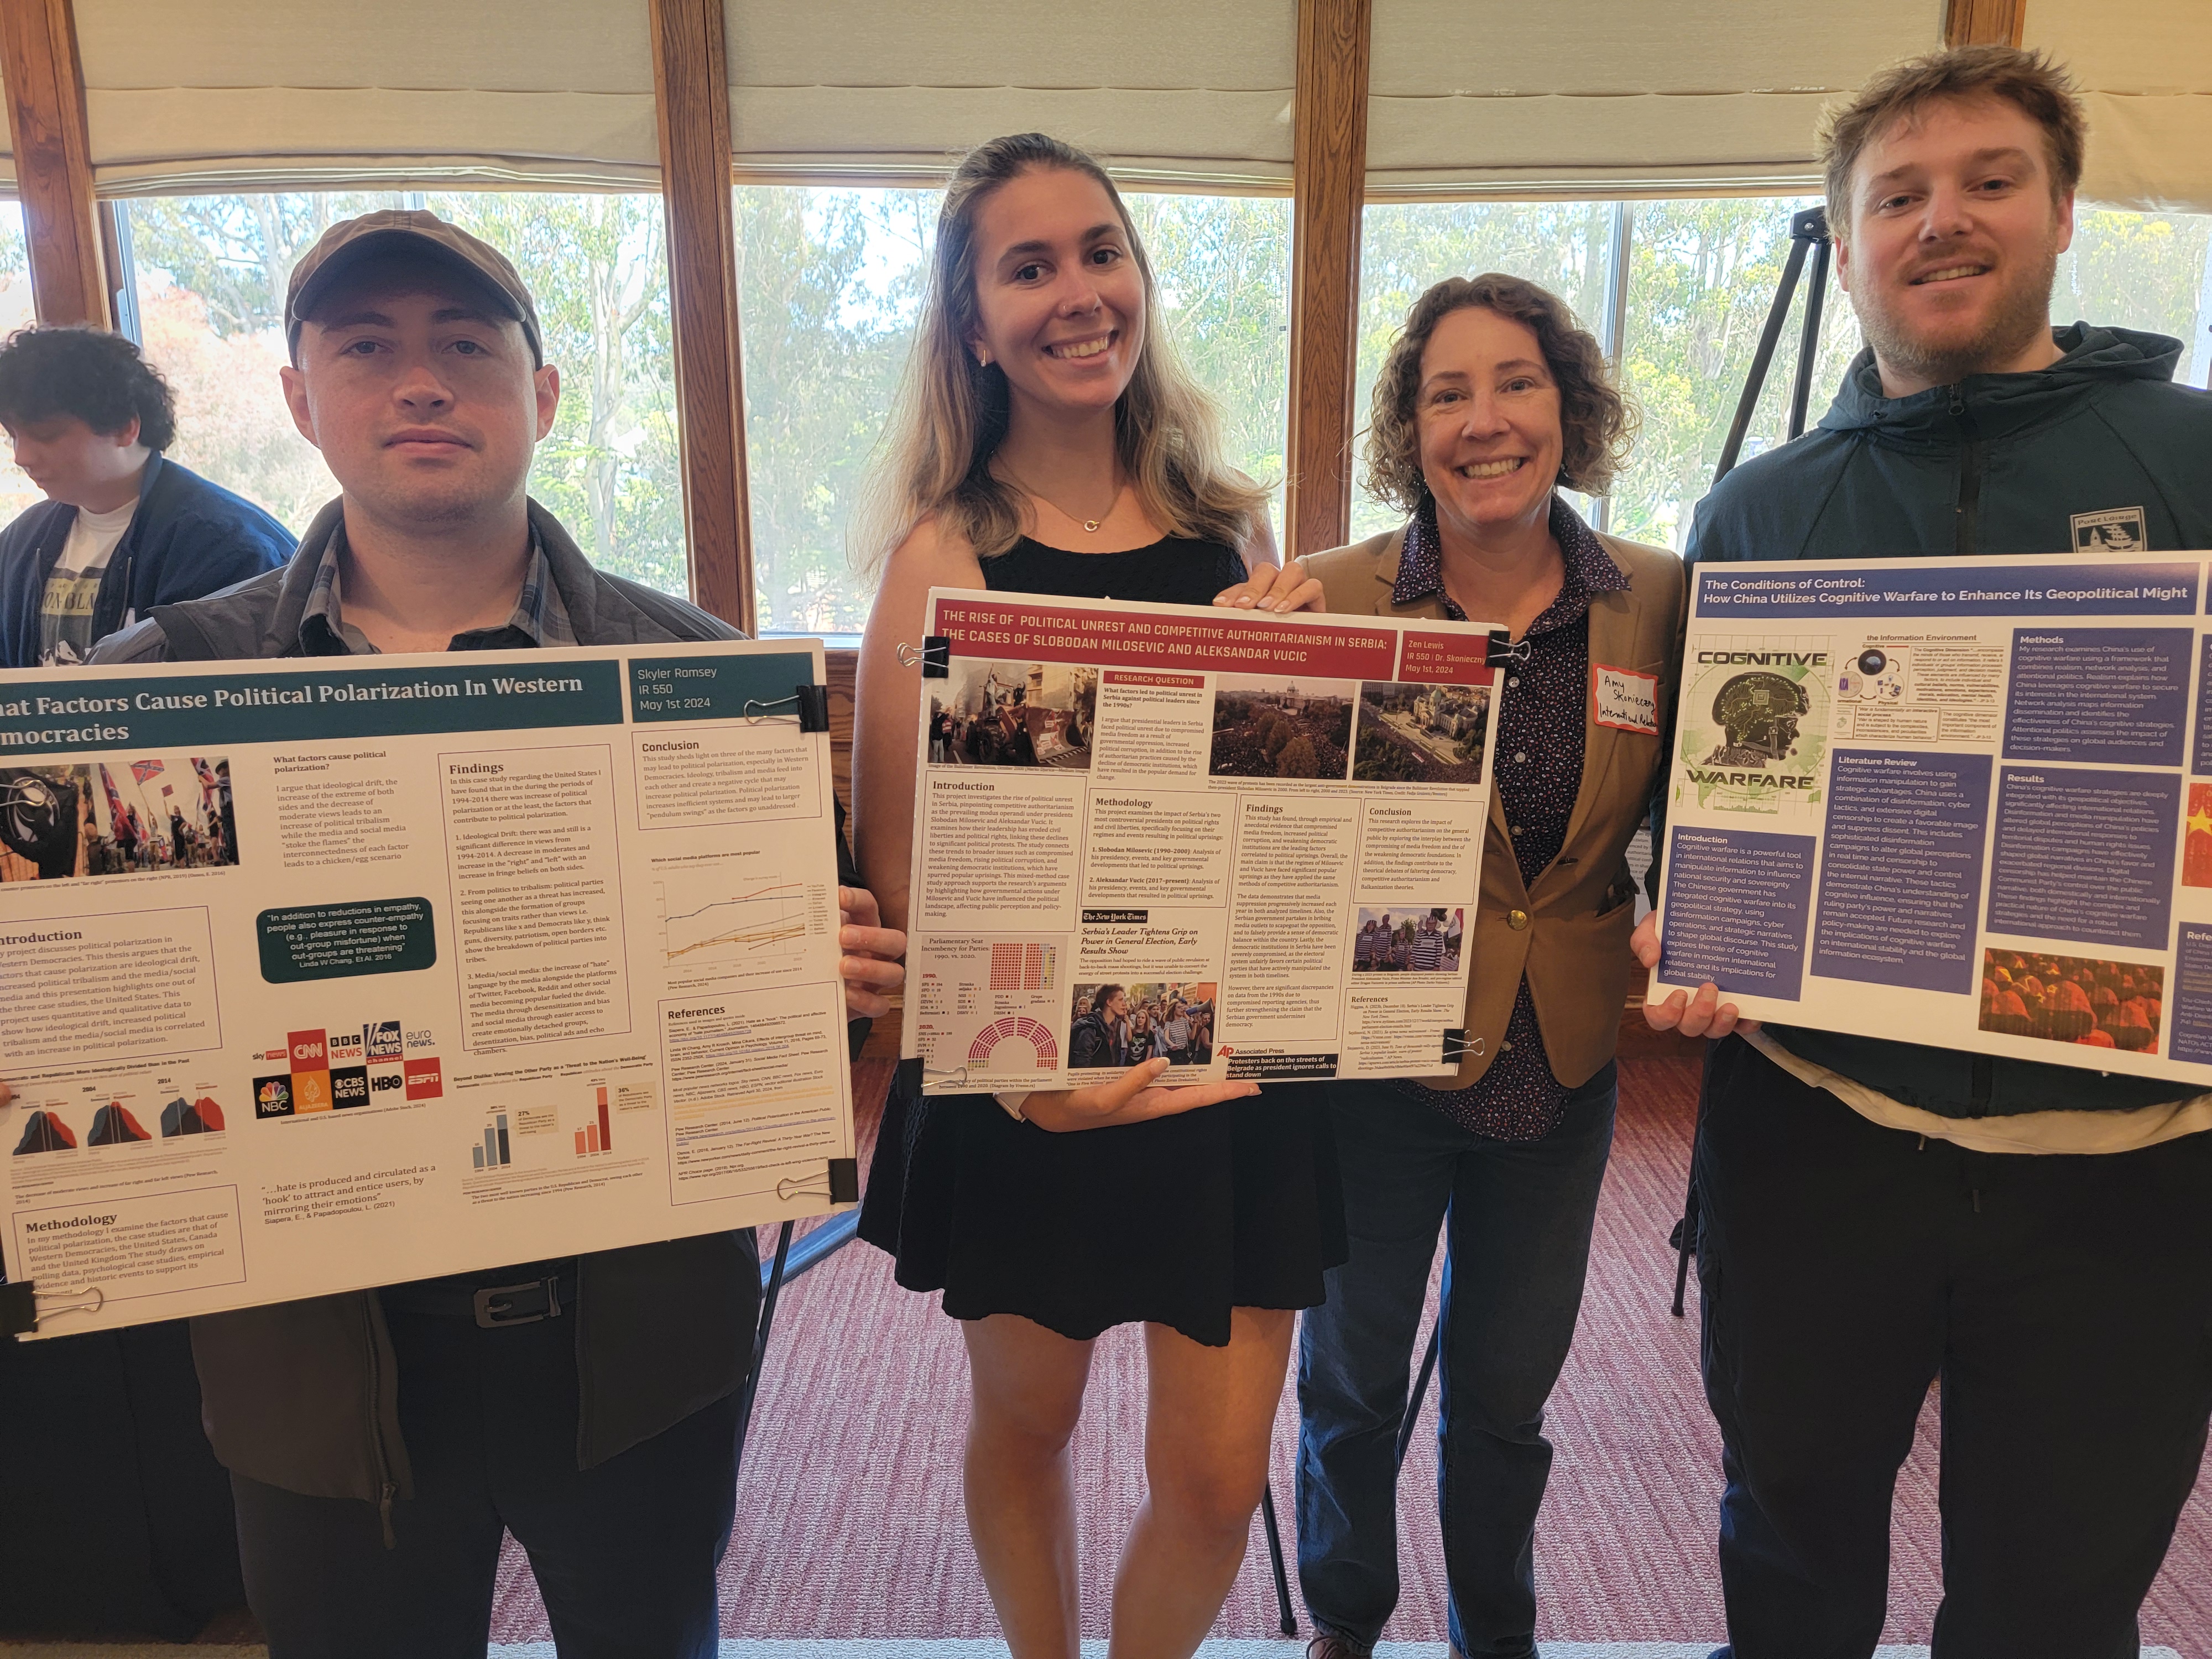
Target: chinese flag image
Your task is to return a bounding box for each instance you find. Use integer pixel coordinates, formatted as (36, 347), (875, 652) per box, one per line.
(2188, 784), (2212, 888)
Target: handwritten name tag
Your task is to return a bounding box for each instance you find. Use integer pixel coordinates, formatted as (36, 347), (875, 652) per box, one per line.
(1593, 664), (1660, 734)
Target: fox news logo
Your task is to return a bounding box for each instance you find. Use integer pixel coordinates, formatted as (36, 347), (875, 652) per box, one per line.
(367, 1021), (404, 1062)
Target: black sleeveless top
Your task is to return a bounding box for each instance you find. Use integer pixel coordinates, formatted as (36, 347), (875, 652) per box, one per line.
(980, 534), (1248, 604)
(858, 531), (1347, 1346)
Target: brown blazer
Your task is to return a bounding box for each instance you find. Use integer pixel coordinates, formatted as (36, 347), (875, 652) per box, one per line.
(1307, 520), (1686, 1091)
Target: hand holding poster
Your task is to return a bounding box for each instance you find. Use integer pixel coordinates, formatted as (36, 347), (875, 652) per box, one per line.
(901, 588), (1506, 1092)
(1652, 552), (2212, 1081)
(0, 641), (854, 1337)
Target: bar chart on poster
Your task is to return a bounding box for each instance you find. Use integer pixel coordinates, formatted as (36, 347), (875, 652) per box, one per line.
(1654, 552), (2212, 1083)
(0, 640), (856, 1338)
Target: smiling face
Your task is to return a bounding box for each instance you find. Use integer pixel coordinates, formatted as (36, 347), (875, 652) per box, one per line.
(281, 261), (559, 532)
(966, 166), (1146, 424)
(1837, 93), (2073, 396)
(1415, 306), (1564, 546)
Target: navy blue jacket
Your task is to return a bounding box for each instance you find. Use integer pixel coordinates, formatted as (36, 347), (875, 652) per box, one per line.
(1682, 323), (2212, 1119)
(0, 452), (292, 669)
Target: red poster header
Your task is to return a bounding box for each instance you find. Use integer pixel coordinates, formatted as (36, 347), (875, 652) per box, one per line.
(1398, 629), (1498, 688)
(932, 597), (1399, 680)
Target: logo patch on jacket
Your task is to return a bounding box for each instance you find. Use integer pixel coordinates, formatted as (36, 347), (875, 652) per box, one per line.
(2072, 507), (2146, 552)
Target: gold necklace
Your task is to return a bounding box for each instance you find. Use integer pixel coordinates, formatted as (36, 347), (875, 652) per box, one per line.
(1003, 469), (1123, 533)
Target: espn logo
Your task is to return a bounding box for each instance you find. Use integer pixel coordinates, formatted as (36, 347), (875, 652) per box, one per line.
(404, 1058), (443, 1101)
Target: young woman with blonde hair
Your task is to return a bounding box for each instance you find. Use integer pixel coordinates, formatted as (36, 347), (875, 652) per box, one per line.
(852, 132), (1337, 1659)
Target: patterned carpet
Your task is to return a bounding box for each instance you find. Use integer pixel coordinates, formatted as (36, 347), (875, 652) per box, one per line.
(466, 1055), (2211, 1654)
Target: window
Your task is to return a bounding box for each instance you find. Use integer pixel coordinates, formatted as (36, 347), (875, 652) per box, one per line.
(2056, 206), (2212, 385)
(1611, 197), (1862, 552)
(735, 186), (1292, 638)
(0, 199), (33, 529)
(118, 191), (686, 594)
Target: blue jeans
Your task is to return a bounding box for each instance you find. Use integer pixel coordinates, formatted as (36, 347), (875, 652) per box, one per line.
(1296, 1068), (1618, 1658)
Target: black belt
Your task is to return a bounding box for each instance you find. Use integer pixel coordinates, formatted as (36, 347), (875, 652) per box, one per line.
(380, 1271), (577, 1328)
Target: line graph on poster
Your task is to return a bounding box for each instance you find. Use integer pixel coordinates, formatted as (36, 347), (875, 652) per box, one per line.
(655, 877), (830, 990)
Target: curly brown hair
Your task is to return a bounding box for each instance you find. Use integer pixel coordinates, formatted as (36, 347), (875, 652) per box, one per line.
(1361, 274), (1631, 517)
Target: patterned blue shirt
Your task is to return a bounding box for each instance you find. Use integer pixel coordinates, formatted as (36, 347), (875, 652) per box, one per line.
(299, 523), (575, 654)
(1391, 494), (1627, 1141)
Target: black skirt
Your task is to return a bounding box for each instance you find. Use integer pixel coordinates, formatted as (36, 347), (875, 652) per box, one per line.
(862, 531), (1347, 1345)
(859, 1081), (1345, 1347)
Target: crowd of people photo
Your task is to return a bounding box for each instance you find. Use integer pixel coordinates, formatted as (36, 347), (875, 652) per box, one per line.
(2, 35), (2209, 1659)
(1349, 906), (1464, 974)
(1067, 980), (1217, 1070)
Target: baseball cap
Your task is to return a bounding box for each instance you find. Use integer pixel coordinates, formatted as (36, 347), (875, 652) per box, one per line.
(285, 209), (544, 367)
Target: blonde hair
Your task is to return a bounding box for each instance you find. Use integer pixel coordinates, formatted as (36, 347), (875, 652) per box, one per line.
(853, 132), (1267, 575)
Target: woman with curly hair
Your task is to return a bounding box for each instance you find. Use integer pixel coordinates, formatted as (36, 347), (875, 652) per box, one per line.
(1295, 274), (1685, 1659)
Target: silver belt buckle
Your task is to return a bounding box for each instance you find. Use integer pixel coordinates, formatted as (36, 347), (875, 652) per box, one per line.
(472, 1276), (562, 1328)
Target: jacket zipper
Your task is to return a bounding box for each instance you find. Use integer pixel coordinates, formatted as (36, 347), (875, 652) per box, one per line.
(361, 1297), (399, 1548)
(1950, 384), (1982, 556)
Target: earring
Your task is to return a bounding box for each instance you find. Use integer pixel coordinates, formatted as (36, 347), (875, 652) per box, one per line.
(975, 347), (992, 367)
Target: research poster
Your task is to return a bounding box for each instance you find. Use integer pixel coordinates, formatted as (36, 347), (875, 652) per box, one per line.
(1653, 551), (2212, 1084)
(0, 641), (854, 1337)
(901, 588), (1511, 1092)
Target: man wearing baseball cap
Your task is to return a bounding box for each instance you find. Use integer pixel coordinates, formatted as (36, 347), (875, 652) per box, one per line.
(86, 210), (904, 1655)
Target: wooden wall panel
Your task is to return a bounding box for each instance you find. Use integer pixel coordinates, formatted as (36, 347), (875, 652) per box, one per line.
(1, 0), (108, 327)
(1945, 0), (2027, 47)
(1284, 0), (1373, 560)
(649, 0), (757, 634)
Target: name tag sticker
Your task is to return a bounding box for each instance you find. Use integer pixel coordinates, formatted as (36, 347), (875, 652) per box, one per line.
(1594, 664), (1660, 734)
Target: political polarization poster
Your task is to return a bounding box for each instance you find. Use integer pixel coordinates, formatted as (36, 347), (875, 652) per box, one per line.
(0, 641), (854, 1337)
(901, 589), (1507, 1093)
(1653, 551), (2212, 1083)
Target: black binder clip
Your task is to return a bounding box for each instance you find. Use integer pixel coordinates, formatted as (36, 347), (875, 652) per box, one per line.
(0, 1278), (103, 1338)
(895, 1056), (924, 1095)
(776, 1155), (861, 1203)
(1484, 629), (1524, 667)
(741, 685), (831, 731)
(919, 637), (951, 677)
(1441, 1029), (1484, 1063)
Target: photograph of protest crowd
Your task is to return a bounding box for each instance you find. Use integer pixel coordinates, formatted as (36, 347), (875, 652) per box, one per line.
(1067, 980), (1218, 1069)
(0, 755), (239, 883)
(1208, 674), (1353, 780)
(2186, 782), (2212, 888)
(1978, 948), (2162, 1052)
(1351, 906), (1465, 973)
(929, 660), (1097, 770)
(1353, 680), (1491, 785)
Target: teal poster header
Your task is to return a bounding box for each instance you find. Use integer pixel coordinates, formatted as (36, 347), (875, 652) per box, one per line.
(0, 661), (625, 754)
(628, 651), (818, 723)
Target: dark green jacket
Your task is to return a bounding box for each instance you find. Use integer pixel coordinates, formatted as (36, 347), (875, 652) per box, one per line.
(1682, 324), (2212, 1119)
(92, 499), (761, 1514)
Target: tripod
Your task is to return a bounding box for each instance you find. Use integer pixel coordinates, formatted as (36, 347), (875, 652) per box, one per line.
(1713, 205), (1834, 484)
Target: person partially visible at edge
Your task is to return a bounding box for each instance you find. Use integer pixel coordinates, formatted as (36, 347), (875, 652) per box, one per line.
(1632, 45), (2212, 1659)
(73, 208), (906, 1658)
(1296, 274), (1684, 1659)
(849, 132), (1337, 1659)
(0, 326), (291, 668)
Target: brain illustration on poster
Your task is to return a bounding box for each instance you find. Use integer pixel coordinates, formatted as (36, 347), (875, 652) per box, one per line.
(1676, 637), (1830, 815)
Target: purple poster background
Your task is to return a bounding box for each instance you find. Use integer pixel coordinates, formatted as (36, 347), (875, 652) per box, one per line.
(1812, 750), (1992, 993)
(1986, 766), (2180, 951)
(1660, 827), (1815, 1000)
